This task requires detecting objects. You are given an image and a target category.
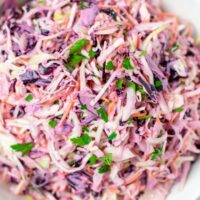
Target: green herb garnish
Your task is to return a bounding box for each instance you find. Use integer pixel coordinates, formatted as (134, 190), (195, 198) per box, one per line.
(48, 119), (57, 128)
(127, 82), (137, 91)
(127, 118), (133, 125)
(99, 153), (112, 165)
(11, 142), (34, 157)
(123, 30), (128, 37)
(70, 39), (88, 55)
(25, 94), (33, 102)
(66, 53), (87, 67)
(79, 1), (88, 9)
(170, 44), (179, 53)
(116, 78), (125, 89)
(107, 132), (117, 141)
(89, 50), (96, 58)
(71, 134), (92, 146)
(151, 147), (163, 160)
(88, 154), (98, 165)
(172, 107), (184, 113)
(138, 115), (152, 120)
(98, 165), (110, 174)
(123, 58), (133, 70)
(83, 126), (89, 133)
(105, 61), (114, 70)
(81, 104), (87, 110)
(97, 107), (108, 123)
(154, 79), (162, 89)
(139, 50), (148, 57)
(128, 82), (145, 94)
(97, 65), (103, 70)
(116, 24), (123, 28)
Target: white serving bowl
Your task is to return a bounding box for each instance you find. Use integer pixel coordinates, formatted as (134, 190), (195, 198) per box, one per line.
(0, 0), (199, 200)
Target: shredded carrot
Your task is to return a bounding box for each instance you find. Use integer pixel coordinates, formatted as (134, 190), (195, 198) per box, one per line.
(108, 101), (115, 117)
(58, 82), (79, 126)
(108, 186), (120, 194)
(132, 111), (147, 118)
(125, 170), (143, 185)
(41, 89), (71, 106)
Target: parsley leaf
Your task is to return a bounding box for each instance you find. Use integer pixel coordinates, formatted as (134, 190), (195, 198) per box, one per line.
(116, 78), (125, 89)
(170, 44), (179, 53)
(81, 104), (87, 110)
(116, 24), (123, 28)
(139, 50), (148, 57)
(98, 165), (110, 174)
(70, 39), (88, 55)
(99, 153), (112, 166)
(105, 61), (114, 70)
(123, 58), (133, 70)
(71, 134), (92, 146)
(107, 132), (117, 141)
(11, 142), (34, 157)
(151, 147), (163, 160)
(128, 82), (145, 94)
(79, 1), (88, 9)
(25, 94), (33, 102)
(154, 78), (163, 91)
(67, 53), (87, 67)
(89, 50), (96, 58)
(172, 107), (184, 113)
(83, 126), (89, 133)
(97, 107), (108, 122)
(88, 154), (98, 165)
(123, 30), (128, 37)
(138, 115), (152, 120)
(49, 119), (57, 128)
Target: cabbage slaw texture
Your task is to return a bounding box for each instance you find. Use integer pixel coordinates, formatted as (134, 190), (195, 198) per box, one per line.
(0, 0), (200, 200)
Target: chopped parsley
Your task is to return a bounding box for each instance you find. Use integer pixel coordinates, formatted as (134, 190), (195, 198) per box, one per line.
(116, 78), (125, 89)
(11, 142), (34, 157)
(83, 126), (89, 133)
(66, 53), (87, 67)
(172, 107), (184, 113)
(97, 65), (103, 70)
(105, 61), (114, 70)
(71, 134), (92, 146)
(170, 44), (179, 53)
(154, 79), (163, 90)
(151, 147), (163, 160)
(123, 58), (133, 70)
(88, 154), (98, 165)
(139, 50), (148, 57)
(138, 115), (152, 120)
(99, 153), (112, 166)
(25, 94), (33, 102)
(80, 104), (87, 110)
(97, 107), (108, 123)
(70, 39), (88, 55)
(89, 50), (96, 58)
(127, 82), (137, 91)
(107, 132), (117, 141)
(48, 119), (57, 128)
(98, 153), (113, 174)
(123, 30), (128, 37)
(127, 118), (133, 125)
(128, 82), (145, 94)
(116, 24), (123, 28)
(79, 1), (89, 9)
(98, 164), (110, 174)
